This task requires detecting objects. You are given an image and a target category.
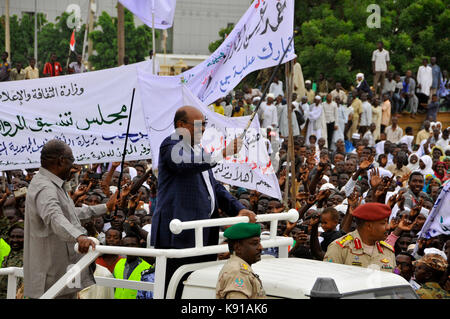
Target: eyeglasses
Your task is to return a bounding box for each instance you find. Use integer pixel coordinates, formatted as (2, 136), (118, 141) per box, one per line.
(182, 120), (207, 127)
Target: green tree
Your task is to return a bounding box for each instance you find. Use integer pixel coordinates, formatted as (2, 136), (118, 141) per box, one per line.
(89, 9), (156, 70)
(208, 23), (234, 53)
(37, 12), (86, 71)
(210, 0), (449, 90)
(293, 0), (449, 88)
(0, 13), (46, 68)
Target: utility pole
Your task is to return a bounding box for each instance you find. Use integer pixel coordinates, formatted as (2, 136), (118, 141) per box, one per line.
(34, 0), (38, 62)
(85, 0), (95, 69)
(117, 1), (125, 66)
(5, 0), (10, 62)
(285, 60), (296, 208)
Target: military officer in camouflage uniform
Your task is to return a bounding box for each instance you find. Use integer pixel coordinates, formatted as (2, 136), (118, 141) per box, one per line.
(324, 202), (396, 272)
(216, 223), (266, 299)
(414, 250), (450, 299)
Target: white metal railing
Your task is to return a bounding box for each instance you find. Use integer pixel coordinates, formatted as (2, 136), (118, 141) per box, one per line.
(1, 209), (298, 299)
(0, 267), (23, 299)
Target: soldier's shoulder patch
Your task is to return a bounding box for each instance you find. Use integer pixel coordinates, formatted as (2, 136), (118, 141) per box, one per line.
(336, 234), (353, 247)
(379, 241), (395, 252)
(234, 277), (245, 289)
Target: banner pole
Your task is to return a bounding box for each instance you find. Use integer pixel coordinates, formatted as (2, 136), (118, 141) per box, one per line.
(152, 11), (156, 75)
(114, 88), (136, 216)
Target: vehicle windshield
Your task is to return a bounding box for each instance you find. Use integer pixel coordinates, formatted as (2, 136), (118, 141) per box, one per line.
(341, 286), (419, 299)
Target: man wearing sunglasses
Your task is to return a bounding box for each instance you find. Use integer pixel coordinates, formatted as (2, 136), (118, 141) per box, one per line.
(151, 105), (257, 298)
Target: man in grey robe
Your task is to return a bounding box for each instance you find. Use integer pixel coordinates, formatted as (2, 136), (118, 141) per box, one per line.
(24, 139), (117, 299)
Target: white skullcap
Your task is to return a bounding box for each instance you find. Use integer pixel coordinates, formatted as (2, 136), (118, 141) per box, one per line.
(315, 95), (321, 100)
(352, 133), (360, 139)
(319, 183), (335, 191)
(322, 175), (329, 183)
(267, 93), (275, 99)
(419, 207), (429, 219)
(253, 96), (261, 102)
(424, 248), (447, 260)
(356, 73), (364, 79)
(305, 80), (311, 84)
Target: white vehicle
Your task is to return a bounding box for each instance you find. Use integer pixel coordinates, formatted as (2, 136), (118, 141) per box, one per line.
(0, 209), (418, 299)
(178, 256), (418, 299)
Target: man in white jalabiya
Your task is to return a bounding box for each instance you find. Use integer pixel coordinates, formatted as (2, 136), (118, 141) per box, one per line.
(261, 93), (278, 129)
(307, 96), (324, 142)
(417, 58), (433, 102)
(332, 96), (348, 150)
(299, 96), (310, 131)
(278, 96), (300, 138)
(269, 76), (284, 98)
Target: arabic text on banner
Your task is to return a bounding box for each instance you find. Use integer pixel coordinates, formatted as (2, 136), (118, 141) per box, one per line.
(136, 68), (282, 199)
(0, 64), (152, 170)
(181, 0), (296, 106)
(418, 181), (450, 239)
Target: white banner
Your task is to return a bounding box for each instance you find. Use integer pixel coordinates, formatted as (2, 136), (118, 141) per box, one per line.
(418, 182), (450, 239)
(119, 0), (176, 29)
(183, 86), (282, 199)
(181, 0), (296, 106)
(0, 64), (152, 170)
(136, 68), (281, 199)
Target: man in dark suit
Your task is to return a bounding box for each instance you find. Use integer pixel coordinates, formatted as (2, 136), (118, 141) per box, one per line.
(151, 105), (256, 297)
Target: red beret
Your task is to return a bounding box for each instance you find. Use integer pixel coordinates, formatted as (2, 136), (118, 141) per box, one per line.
(352, 203), (391, 221)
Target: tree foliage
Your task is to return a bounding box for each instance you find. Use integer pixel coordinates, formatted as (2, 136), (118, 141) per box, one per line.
(208, 0), (449, 89)
(89, 9), (156, 70)
(0, 13), (47, 67)
(294, 0), (449, 88)
(208, 23), (234, 53)
(37, 12), (86, 69)
(0, 8), (156, 72)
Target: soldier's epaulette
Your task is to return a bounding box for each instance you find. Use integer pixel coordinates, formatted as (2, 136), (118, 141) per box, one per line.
(239, 262), (251, 273)
(336, 234), (353, 247)
(379, 241), (395, 252)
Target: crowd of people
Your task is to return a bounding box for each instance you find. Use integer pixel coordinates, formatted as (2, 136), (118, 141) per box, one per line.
(0, 51), (88, 81)
(1, 42), (450, 299)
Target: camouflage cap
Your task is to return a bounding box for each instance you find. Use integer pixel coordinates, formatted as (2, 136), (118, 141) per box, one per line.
(414, 253), (448, 272)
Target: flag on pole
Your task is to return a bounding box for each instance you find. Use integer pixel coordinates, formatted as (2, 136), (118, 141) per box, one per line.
(118, 0), (176, 29)
(180, 0), (296, 106)
(69, 29), (76, 52)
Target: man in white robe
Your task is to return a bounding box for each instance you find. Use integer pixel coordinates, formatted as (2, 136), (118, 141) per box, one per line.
(261, 93), (278, 129)
(278, 99), (300, 138)
(293, 62), (306, 101)
(307, 96), (324, 142)
(332, 97), (348, 150)
(417, 58), (433, 99)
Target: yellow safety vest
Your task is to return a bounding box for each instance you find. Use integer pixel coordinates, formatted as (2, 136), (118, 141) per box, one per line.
(0, 238), (11, 268)
(113, 258), (152, 299)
